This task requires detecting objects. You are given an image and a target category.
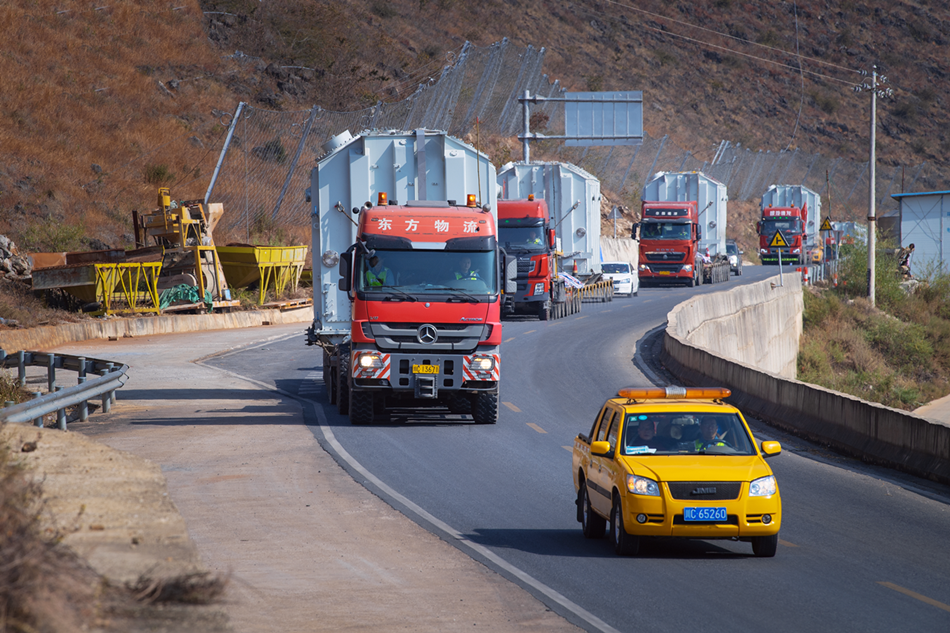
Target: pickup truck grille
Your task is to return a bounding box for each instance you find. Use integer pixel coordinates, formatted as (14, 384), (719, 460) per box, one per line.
(366, 322), (489, 352)
(645, 252), (685, 262)
(667, 482), (742, 500)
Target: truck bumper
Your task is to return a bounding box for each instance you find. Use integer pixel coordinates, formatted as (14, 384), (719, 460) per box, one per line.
(351, 346), (500, 399)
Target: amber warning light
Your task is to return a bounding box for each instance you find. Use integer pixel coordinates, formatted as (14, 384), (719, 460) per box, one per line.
(618, 387), (731, 400)
(466, 194), (477, 207)
(377, 192), (388, 206)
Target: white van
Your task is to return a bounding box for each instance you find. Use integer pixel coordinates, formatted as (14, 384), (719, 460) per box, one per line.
(601, 261), (639, 297)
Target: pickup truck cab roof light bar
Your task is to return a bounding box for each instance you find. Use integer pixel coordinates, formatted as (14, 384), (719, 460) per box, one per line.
(617, 386), (731, 402)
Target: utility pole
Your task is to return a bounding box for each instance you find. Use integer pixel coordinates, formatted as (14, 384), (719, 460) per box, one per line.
(853, 66), (892, 306)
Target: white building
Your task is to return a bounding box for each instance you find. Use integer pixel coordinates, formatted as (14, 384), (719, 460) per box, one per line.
(891, 190), (950, 274)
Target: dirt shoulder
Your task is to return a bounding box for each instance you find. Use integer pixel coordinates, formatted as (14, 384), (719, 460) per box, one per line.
(29, 324), (580, 632)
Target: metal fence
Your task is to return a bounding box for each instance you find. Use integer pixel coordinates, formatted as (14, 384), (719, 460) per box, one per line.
(206, 39), (939, 238)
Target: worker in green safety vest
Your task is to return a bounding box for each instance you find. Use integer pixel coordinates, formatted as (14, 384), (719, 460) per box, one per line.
(365, 255), (393, 287)
(695, 417), (728, 452)
(526, 229), (543, 246)
(454, 256), (481, 281)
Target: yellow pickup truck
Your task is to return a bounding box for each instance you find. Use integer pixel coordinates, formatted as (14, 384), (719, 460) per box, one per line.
(572, 386), (783, 557)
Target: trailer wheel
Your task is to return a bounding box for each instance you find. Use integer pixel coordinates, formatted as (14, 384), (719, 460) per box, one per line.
(349, 389), (374, 425)
(337, 343), (350, 415)
(324, 351), (336, 405)
(471, 392), (498, 425)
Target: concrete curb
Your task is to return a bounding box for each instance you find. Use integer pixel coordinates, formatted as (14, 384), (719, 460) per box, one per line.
(0, 307), (313, 352)
(662, 276), (950, 485)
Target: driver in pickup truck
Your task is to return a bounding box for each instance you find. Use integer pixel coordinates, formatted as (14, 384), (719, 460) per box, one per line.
(695, 417), (728, 451)
(632, 419), (673, 451)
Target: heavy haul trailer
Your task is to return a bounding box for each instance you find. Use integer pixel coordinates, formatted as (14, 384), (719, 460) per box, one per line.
(637, 171), (730, 287)
(305, 129), (516, 425)
(497, 161), (602, 318)
(758, 185), (821, 265)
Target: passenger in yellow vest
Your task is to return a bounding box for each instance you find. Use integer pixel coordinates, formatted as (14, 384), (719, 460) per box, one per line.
(695, 417), (728, 451)
(526, 229), (543, 246)
(365, 255), (393, 287)
(455, 256), (481, 281)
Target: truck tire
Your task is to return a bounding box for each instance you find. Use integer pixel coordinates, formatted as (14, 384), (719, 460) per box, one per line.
(471, 392), (498, 425)
(337, 343), (350, 415)
(580, 481), (606, 539)
(349, 388), (374, 425)
(610, 495), (640, 556)
(323, 350), (336, 405)
(448, 394), (472, 414)
(538, 301), (550, 321)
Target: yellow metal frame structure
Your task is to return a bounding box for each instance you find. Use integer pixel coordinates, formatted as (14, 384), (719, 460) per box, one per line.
(217, 245), (307, 305)
(90, 261), (162, 316)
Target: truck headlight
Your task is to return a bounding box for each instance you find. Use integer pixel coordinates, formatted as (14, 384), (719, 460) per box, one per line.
(358, 352), (383, 369)
(533, 282), (545, 295)
(792, 248), (801, 254)
(639, 264), (649, 272)
(626, 475), (660, 496)
(682, 265), (692, 272)
(470, 356), (494, 371)
(749, 475), (777, 497)
(760, 248), (769, 254)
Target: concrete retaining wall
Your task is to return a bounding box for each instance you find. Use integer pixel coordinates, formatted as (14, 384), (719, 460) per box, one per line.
(662, 276), (950, 485)
(600, 237), (639, 267)
(0, 308), (313, 353)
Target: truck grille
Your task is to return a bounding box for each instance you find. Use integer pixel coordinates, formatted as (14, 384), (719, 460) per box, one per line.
(366, 322), (489, 352)
(645, 252), (685, 262)
(647, 264), (683, 273)
(517, 257), (536, 275)
(667, 482), (742, 500)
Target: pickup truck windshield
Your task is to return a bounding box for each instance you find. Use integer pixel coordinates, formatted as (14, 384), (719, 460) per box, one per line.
(359, 249), (497, 295)
(621, 412), (755, 456)
(500, 226), (546, 253)
(640, 222), (691, 240)
(760, 218), (802, 236)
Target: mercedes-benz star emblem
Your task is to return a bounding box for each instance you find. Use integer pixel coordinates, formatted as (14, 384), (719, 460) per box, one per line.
(417, 324), (438, 344)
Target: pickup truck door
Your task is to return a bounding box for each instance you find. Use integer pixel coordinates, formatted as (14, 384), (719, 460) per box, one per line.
(589, 407), (620, 517)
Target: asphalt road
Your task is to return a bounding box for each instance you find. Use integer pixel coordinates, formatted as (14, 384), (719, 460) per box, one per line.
(204, 265), (950, 633)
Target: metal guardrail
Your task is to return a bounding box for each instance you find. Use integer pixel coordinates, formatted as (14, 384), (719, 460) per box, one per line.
(579, 279), (614, 303)
(0, 350), (129, 429)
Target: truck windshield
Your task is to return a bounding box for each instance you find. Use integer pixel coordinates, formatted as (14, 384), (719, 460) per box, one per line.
(499, 226), (546, 253)
(760, 218), (802, 236)
(358, 249), (497, 296)
(621, 412), (756, 456)
(640, 222), (691, 240)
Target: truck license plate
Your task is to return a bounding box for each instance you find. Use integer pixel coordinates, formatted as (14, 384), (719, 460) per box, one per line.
(412, 364), (440, 374)
(658, 271), (671, 276)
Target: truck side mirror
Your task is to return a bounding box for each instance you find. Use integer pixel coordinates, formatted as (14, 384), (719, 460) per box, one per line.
(504, 253), (518, 294)
(631, 222), (640, 240)
(696, 224), (702, 241)
(339, 251), (353, 292)
(548, 229), (556, 249)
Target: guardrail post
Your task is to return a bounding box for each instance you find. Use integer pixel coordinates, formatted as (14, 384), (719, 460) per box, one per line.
(78, 357), (87, 379)
(77, 376), (89, 421)
(48, 353), (56, 392)
(18, 351), (26, 387)
(55, 386), (66, 430)
(108, 365), (118, 405)
(32, 392), (43, 427)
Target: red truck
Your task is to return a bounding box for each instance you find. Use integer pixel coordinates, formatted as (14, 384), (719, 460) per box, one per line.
(757, 185), (821, 265)
(497, 196), (562, 320)
(637, 172), (730, 287)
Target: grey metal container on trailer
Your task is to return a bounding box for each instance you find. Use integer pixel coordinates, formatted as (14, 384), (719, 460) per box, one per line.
(761, 184), (821, 251)
(643, 171), (728, 256)
(306, 129), (497, 343)
(497, 161), (602, 275)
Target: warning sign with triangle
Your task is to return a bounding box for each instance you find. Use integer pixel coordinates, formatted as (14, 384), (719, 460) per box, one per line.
(820, 218), (833, 232)
(769, 230), (790, 248)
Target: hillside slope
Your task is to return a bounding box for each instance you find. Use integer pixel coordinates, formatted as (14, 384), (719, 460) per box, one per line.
(2, 0), (948, 254)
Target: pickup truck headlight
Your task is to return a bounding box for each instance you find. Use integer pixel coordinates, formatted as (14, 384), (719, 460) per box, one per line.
(749, 475), (777, 497)
(626, 475), (660, 496)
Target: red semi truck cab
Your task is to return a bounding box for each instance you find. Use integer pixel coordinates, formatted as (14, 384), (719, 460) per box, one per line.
(637, 201), (704, 287)
(497, 197), (559, 320)
(339, 194), (506, 424)
(758, 204), (808, 265)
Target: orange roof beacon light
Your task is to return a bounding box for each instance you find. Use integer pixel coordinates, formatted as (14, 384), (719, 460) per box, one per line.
(377, 192), (388, 206)
(617, 386), (732, 401)
(528, 193), (535, 201)
(466, 194), (478, 207)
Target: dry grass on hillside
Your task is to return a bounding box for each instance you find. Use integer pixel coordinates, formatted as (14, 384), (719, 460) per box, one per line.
(0, 1), (235, 249)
